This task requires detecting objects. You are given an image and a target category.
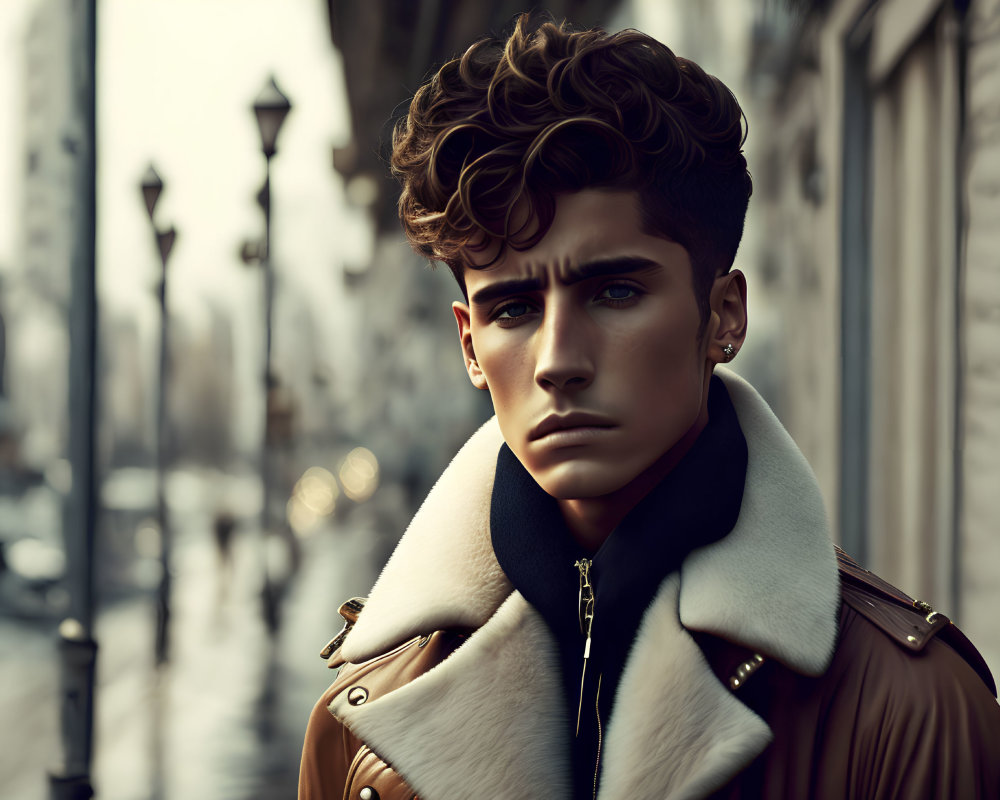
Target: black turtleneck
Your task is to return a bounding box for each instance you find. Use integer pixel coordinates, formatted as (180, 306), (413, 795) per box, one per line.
(490, 376), (749, 798)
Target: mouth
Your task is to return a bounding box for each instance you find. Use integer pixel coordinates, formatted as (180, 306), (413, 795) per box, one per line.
(529, 412), (617, 442)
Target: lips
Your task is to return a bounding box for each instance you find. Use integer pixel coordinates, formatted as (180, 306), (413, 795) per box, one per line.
(529, 411), (616, 441)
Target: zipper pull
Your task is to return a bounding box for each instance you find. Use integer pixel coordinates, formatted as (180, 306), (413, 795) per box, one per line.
(574, 558), (595, 736)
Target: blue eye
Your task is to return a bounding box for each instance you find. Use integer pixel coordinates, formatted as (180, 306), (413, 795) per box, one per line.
(497, 302), (530, 319)
(601, 284), (637, 301)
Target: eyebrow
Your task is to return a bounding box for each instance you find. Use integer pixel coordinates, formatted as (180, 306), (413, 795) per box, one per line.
(468, 256), (660, 306)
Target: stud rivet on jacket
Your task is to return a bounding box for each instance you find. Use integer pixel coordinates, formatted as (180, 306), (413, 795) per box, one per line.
(729, 653), (765, 690)
(359, 787), (379, 800)
(347, 686), (370, 706)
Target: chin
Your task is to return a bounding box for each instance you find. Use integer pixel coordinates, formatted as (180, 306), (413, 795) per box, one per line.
(531, 461), (636, 500)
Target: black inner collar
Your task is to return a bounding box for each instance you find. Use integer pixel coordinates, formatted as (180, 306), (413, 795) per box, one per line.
(489, 375), (749, 791)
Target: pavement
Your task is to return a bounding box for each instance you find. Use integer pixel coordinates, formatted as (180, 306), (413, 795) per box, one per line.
(0, 492), (383, 800)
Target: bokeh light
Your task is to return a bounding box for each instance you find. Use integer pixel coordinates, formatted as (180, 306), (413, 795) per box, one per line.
(6, 537), (65, 581)
(287, 465), (340, 536)
(338, 446), (379, 503)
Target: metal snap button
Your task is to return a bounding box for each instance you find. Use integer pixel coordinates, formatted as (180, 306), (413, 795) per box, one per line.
(347, 686), (369, 706)
(359, 787), (379, 800)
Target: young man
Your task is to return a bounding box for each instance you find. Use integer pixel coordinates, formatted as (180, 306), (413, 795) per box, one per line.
(300, 15), (1000, 799)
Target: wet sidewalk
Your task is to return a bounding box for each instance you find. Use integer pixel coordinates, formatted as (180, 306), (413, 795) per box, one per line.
(1, 500), (381, 799)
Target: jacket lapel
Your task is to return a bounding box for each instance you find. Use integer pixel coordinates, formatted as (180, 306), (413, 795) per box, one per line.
(598, 575), (772, 800)
(340, 416), (511, 664)
(333, 592), (573, 799)
(678, 372), (839, 676)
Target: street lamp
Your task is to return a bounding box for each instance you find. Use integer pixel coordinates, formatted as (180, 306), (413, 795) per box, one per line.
(251, 75), (291, 633)
(254, 76), (291, 159)
(140, 163), (176, 664)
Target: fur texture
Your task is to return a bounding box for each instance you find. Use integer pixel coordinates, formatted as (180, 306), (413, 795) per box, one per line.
(335, 593), (571, 798)
(679, 372), (839, 675)
(333, 370), (839, 799)
(600, 575), (772, 799)
(342, 416), (511, 662)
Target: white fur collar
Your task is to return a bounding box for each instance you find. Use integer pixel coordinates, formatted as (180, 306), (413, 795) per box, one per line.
(343, 369), (837, 671)
(336, 370), (839, 799)
(678, 372), (838, 675)
(336, 578), (774, 800)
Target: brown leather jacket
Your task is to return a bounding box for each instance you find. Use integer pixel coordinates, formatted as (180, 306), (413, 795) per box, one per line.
(299, 558), (1000, 800)
(298, 376), (1000, 799)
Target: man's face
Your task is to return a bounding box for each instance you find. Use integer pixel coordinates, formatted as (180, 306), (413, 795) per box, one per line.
(453, 189), (718, 500)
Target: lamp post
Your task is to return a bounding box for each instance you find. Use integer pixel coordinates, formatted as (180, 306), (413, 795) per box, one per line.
(140, 164), (176, 664)
(251, 75), (291, 633)
(50, 3), (97, 796)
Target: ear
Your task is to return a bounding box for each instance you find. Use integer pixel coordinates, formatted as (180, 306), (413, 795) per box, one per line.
(708, 269), (748, 365)
(452, 302), (489, 391)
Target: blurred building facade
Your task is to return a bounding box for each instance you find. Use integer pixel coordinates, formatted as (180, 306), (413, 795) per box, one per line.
(7, 0), (76, 477)
(0, 0), (82, 620)
(748, 0), (1000, 673)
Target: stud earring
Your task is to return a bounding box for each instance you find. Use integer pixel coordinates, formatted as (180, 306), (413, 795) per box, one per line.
(722, 343), (735, 362)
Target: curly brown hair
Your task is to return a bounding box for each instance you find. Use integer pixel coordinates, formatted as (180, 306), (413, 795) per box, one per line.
(391, 13), (752, 319)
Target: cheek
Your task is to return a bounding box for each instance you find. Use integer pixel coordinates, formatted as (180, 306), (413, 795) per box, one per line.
(631, 325), (705, 413)
(476, 338), (531, 409)
(632, 314), (701, 370)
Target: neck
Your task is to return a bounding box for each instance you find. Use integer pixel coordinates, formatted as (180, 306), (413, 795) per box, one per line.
(557, 408), (709, 553)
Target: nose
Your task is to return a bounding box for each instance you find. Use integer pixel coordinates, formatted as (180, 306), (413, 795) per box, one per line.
(533, 302), (594, 392)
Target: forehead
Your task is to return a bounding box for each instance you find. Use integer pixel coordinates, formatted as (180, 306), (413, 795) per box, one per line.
(461, 189), (688, 286)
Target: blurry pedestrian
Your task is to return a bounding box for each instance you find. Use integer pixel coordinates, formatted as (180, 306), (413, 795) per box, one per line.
(212, 510), (236, 607)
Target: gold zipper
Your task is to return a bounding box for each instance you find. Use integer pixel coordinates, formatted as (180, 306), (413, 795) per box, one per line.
(574, 558), (596, 737)
(592, 673), (603, 800)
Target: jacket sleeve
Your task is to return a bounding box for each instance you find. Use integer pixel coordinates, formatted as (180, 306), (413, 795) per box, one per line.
(845, 625), (1000, 799)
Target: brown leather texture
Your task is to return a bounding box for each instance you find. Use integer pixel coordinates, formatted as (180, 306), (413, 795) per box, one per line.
(836, 546), (997, 696)
(706, 599), (1000, 799)
(300, 573), (1000, 799)
(298, 630), (466, 800)
(343, 746), (417, 800)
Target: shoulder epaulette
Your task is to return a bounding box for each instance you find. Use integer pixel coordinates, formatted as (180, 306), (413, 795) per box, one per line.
(836, 547), (996, 697)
